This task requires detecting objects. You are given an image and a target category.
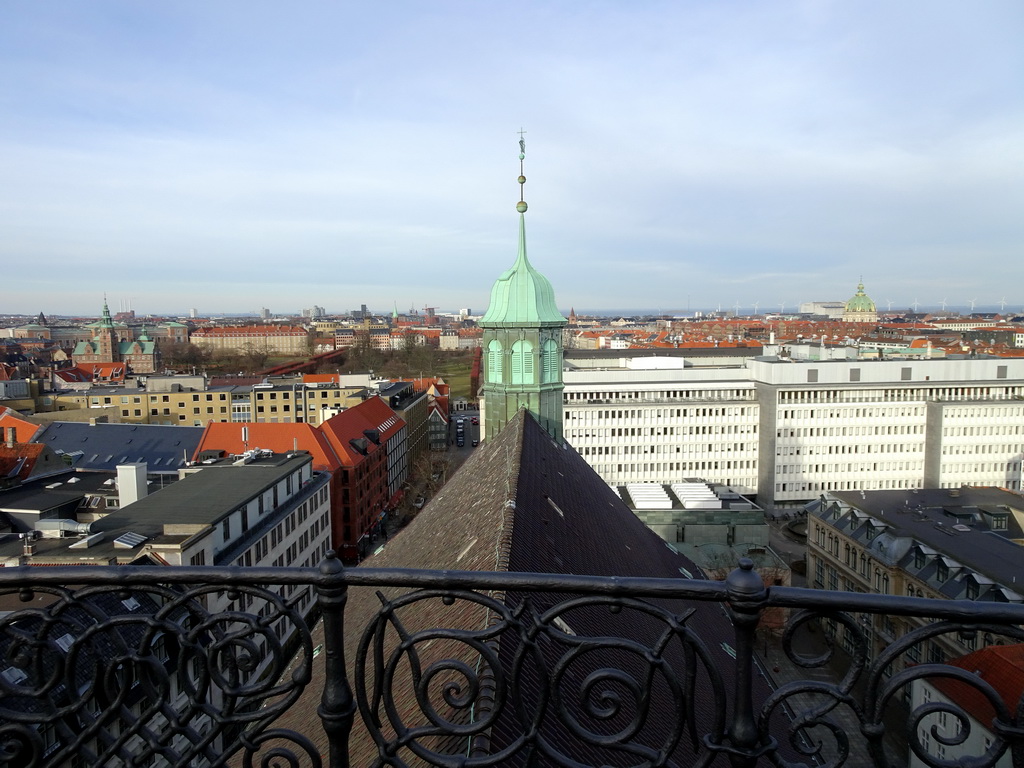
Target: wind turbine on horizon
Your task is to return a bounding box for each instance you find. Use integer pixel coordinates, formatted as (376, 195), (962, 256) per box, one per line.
(940, 298), (948, 311)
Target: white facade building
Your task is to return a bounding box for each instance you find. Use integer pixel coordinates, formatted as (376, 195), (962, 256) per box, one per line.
(563, 355), (1024, 506)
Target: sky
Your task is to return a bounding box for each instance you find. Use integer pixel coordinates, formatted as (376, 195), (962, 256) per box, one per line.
(2, 1), (1022, 318)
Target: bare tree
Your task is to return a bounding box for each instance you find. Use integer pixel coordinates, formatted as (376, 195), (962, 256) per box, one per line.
(240, 340), (271, 371)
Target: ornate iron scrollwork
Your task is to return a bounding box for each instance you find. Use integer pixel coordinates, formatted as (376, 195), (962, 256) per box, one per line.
(355, 589), (727, 768)
(0, 564), (1023, 768)
(0, 582), (317, 768)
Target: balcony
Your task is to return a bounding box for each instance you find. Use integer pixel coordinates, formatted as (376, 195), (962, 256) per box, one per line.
(1, 555), (1023, 767)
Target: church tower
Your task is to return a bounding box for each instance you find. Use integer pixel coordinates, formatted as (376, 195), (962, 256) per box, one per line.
(480, 137), (567, 443)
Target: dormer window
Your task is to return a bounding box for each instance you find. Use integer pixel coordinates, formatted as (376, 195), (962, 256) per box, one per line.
(992, 515), (1008, 531)
(914, 549), (925, 569)
(966, 581), (979, 600)
(936, 562), (949, 582)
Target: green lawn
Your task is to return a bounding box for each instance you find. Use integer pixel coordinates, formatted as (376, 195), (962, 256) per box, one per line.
(435, 357), (474, 400)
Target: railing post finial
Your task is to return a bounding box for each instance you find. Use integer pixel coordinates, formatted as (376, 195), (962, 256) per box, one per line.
(724, 557), (769, 767)
(316, 551), (355, 768)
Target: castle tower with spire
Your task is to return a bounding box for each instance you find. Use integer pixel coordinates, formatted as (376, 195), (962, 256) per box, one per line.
(72, 299), (160, 374)
(95, 298), (120, 362)
(479, 136), (567, 443)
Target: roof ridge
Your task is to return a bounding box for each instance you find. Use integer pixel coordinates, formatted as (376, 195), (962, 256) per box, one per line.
(493, 411), (526, 573)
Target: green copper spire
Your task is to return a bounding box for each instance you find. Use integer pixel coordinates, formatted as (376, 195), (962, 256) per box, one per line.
(480, 135), (565, 328)
(99, 297), (114, 328)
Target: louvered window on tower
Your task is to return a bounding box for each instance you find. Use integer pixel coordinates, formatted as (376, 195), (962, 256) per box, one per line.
(487, 340), (503, 383)
(541, 339), (558, 383)
(511, 340), (534, 384)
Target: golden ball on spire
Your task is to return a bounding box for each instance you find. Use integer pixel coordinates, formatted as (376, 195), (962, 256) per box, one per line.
(518, 175), (526, 184)
(516, 201), (528, 213)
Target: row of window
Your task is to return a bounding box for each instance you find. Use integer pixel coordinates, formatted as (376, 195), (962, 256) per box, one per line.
(779, 461), (922, 474)
(776, 425), (925, 438)
(565, 390), (755, 403)
(780, 406), (924, 420)
(569, 424), (757, 439)
(777, 478), (923, 494)
(778, 384), (1022, 404)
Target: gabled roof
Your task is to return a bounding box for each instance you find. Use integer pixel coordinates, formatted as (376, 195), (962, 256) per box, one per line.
(426, 401), (449, 423)
(53, 366), (93, 383)
(930, 644), (1024, 728)
(271, 410), (769, 765)
(318, 396), (405, 465)
(35, 422), (205, 473)
(0, 443), (47, 482)
(33, 421), (200, 475)
(88, 362), (127, 381)
(0, 409), (44, 443)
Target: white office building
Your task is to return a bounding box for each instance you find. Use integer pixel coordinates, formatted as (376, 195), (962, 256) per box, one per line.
(562, 353), (1024, 506)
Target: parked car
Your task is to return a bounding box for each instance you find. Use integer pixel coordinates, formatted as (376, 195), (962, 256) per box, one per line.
(471, 439), (479, 447)
(471, 417), (479, 425)
(412, 496), (425, 509)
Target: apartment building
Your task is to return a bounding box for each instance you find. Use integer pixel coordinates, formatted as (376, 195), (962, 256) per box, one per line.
(191, 325), (308, 355)
(0, 452), (331, 761)
(562, 354), (1024, 506)
(806, 487), (1024, 668)
(195, 396), (407, 561)
(46, 378), (367, 427)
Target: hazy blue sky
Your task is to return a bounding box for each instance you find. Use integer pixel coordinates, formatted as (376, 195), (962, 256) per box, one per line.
(2, 2), (1022, 317)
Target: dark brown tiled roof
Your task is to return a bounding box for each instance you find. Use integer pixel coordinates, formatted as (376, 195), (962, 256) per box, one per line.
(265, 412), (522, 766)
(265, 410), (768, 767)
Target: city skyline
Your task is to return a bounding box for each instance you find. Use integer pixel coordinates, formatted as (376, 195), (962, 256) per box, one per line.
(3, 2), (1022, 316)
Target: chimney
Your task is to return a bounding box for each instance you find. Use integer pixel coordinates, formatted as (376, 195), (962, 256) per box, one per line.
(5, 427), (15, 448)
(22, 532), (35, 558)
(117, 463), (148, 508)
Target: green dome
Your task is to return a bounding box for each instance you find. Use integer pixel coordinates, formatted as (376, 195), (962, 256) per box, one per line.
(480, 214), (566, 328)
(845, 282), (876, 313)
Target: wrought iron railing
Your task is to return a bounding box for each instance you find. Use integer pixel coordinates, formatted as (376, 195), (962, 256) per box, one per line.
(1, 556), (1022, 768)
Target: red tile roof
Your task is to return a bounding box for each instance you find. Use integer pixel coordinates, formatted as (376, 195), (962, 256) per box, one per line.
(53, 366), (94, 383)
(302, 373), (343, 384)
(193, 422), (341, 471)
(88, 362), (126, 381)
(931, 644), (1024, 727)
(319, 397), (405, 464)
(0, 442), (46, 482)
(0, 408), (43, 443)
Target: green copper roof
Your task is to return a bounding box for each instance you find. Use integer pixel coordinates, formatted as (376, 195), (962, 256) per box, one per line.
(480, 214), (565, 327)
(845, 282), (876, 313)
(99, 300), (114, 329)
